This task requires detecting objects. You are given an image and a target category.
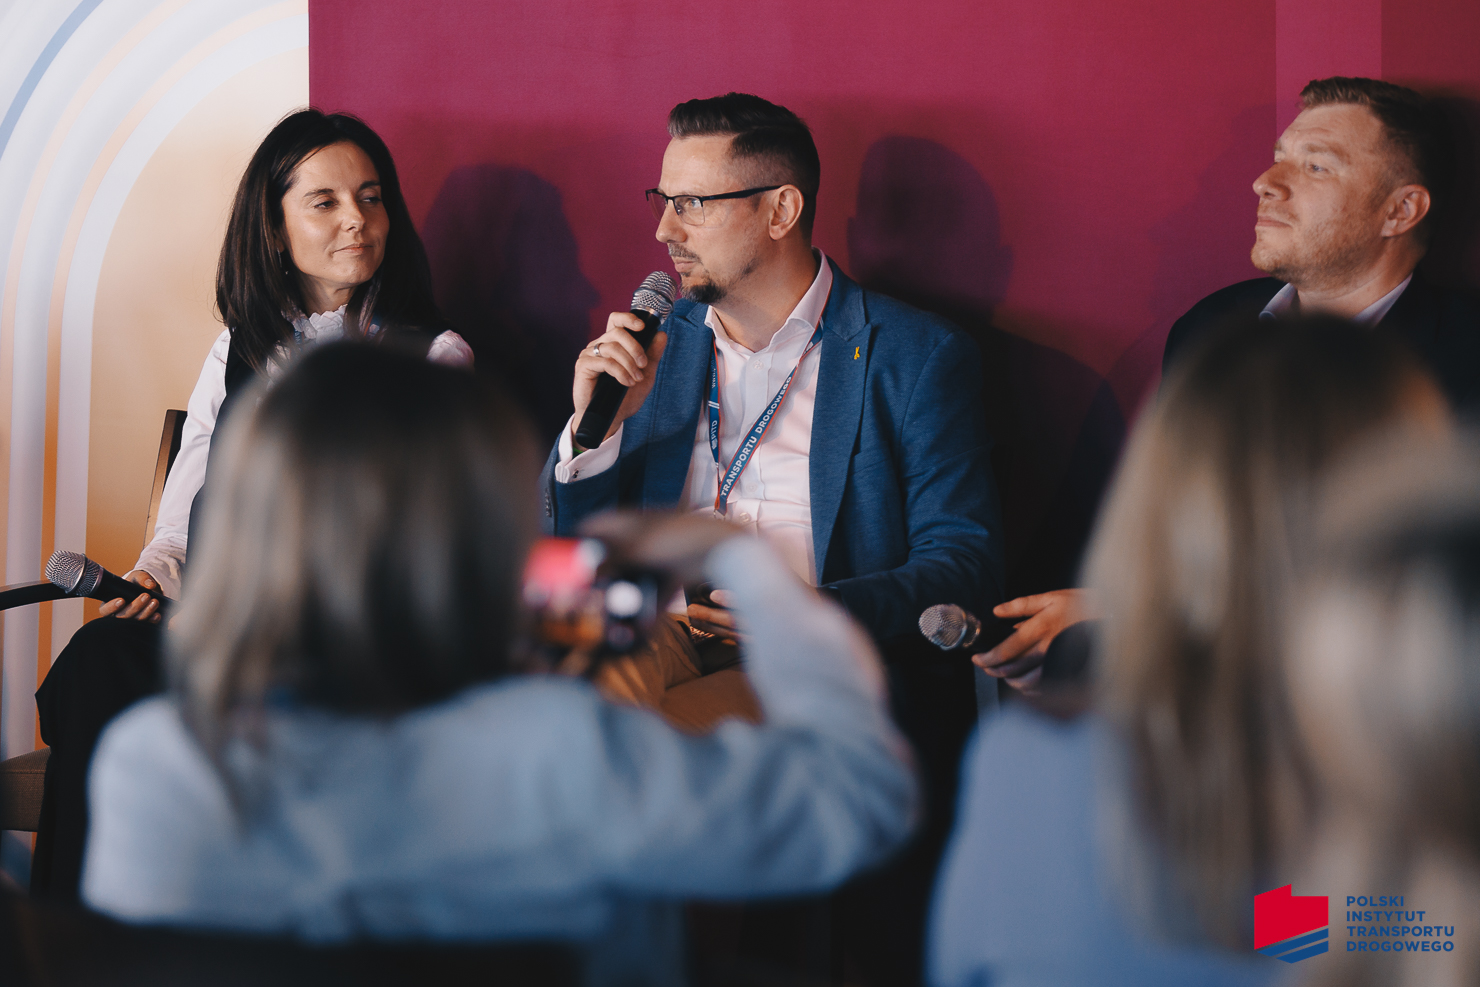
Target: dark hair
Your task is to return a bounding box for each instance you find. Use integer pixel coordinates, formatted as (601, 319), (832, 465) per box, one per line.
(170, 344), (536, 757)
(216, 109), (443, 374)
(1090, 314), (1436, 948)
(667, 93), (821, 236)
(1300, 77), (1452, 222)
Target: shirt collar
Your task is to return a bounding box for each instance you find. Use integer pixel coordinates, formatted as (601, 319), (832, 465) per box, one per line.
(704, 249), (833, 353)
(290, 304), (349, 342)
(1258, 274), (1413, 327)
(1354, 274), (1412, 325)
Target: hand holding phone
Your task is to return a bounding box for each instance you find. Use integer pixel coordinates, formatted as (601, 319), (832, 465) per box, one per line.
(686, 584), (740, 643)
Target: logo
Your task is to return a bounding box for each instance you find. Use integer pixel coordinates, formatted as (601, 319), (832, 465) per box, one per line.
(1256, 885), (1329, 963)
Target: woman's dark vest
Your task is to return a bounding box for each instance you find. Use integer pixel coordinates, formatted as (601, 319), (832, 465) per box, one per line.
(184, 325), (436, 565)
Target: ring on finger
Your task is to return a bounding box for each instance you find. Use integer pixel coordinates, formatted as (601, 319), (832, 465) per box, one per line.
(593, 343), (602, 358)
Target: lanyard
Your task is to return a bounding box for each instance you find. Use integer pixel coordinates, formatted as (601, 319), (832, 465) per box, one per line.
(708, 321), (825, 518)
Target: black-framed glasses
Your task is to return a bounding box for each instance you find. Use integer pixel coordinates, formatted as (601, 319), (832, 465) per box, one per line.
(645, 185), (783, 226)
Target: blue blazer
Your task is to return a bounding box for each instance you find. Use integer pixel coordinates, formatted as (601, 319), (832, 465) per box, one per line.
(539, 260), (1002, 644)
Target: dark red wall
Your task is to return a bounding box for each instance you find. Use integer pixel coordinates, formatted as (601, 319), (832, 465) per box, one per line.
(309, 0), (1480, 595)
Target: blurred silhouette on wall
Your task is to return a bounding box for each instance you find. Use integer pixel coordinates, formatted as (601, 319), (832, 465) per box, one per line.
(1113, 104), (1276, 416)
(848, 136), (1125, 601)
(421, 165), (600, 446)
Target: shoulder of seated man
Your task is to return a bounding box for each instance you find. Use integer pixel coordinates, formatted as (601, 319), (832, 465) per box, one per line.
(858, 293), (978, 361)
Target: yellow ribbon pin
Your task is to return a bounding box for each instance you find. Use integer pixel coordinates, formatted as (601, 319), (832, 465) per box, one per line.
(853, 346), (860, 360)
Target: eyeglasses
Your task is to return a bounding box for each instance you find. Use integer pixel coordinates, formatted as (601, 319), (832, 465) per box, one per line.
(644, 185), (783, 226)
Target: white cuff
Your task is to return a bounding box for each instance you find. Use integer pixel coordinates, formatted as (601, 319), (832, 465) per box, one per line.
(554, 417), (622, 483)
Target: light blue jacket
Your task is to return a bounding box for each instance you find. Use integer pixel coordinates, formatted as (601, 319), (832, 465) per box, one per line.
(82, 539), (917, 986)
(930, 705), (1277, 987)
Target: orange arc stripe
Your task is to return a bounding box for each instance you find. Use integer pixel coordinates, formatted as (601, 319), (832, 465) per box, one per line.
(24, 1), (307, 714)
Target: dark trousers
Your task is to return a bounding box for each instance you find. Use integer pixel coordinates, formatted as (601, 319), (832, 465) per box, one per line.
(31, 617), (163, 903)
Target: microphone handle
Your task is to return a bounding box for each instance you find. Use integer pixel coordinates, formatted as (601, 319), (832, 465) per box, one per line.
(92, 570), (172, 613)
(574, 309), (665, 449)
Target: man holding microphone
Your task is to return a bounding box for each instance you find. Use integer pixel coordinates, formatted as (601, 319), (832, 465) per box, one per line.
(538, 92), (1000, 982)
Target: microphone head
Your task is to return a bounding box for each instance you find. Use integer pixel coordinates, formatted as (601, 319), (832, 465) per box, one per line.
(631, 271), (677, 318)
(46, 550), (101, 596)
(919, 603), (979, 651)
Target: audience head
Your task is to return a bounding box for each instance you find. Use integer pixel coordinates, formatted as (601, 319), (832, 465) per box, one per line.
(1289, 437), (1480, 984)
(1295, 435), (1480, 846)
(218, 109), (442, 373)
(1085, 314), (1448, 947)
(656, 93), (818, 304)
(170, 344), (536, 758)
(1252, 77), (1448, 290)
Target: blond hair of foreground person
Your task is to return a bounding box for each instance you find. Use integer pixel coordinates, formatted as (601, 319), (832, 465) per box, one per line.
(1290, 436), (1480, 987)
(80, 343), (915, 987)
(930, 314), (1449, 987)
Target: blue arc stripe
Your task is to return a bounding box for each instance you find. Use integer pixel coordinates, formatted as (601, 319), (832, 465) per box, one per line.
(1258, 927), (1329, 958)
(0, 0), (107, 160)
(1277, 941), (1330, 964)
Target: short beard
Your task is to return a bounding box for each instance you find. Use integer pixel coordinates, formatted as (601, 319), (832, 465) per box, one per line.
(683, 277), (724, 305)
(1253, 187), (1391, 291)
(1254, 226), (1374, 293)
(680, 250), (762, 307)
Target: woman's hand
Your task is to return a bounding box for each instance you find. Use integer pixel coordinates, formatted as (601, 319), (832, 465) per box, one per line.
(98, 570), (163, 623)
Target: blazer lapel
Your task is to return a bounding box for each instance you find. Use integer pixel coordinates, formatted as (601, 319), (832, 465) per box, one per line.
(809, 263), (872, 581)
(640, 302), (712, 506)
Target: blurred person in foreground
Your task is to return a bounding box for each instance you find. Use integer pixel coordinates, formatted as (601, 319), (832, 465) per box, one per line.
(983, 75), (1480, 686)
(79, 344), (916, 987)
(1288, 436), (1480, 986)
(929, 315), (1451, 987)
(32, 108), (471, 902)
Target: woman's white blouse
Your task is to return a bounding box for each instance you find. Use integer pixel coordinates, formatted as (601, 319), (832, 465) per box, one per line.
(134, 308), (473, 598)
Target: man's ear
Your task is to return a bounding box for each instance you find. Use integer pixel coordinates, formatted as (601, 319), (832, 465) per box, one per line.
(767, 186), (805, 241)
(1384, 184), (1432, 238)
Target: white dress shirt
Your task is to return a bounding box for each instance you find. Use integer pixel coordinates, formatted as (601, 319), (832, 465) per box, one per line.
(134, 308), (473, 598)
(1259, 273), (1412, 325)
(556, 252), (833, 585)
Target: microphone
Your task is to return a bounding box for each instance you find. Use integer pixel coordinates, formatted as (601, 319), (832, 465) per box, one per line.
(574, 271), (677, 449)
(919, 603), (983, 651)
(46, 550), (172, 611)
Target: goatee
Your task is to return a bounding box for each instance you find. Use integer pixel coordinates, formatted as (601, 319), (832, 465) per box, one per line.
(683, 277), (724, 305)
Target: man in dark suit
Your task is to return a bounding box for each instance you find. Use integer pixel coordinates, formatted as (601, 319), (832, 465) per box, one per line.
(1164, 76), (1480, 408)
(538, 92), (999, 983)
(980, 76), (1480, 682)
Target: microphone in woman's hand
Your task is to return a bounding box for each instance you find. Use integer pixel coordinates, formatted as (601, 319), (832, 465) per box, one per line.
(46, 550), (172, 610)
(574, 272), (677, 449)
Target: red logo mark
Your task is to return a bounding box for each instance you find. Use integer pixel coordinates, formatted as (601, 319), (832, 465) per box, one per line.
(1255, 885), (1328, 950)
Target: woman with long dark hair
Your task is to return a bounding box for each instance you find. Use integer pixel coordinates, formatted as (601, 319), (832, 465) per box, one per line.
(31, 109), (470, 902)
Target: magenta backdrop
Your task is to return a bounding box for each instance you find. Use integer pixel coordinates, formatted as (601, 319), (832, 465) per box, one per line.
(309, 0), (1480, 595)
